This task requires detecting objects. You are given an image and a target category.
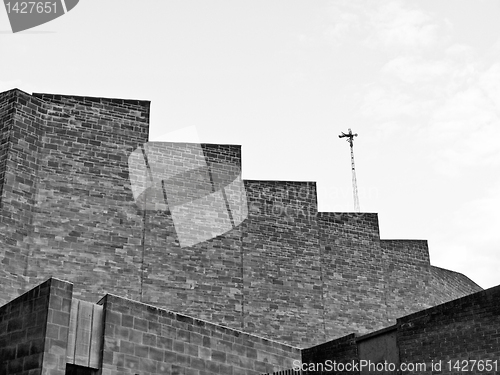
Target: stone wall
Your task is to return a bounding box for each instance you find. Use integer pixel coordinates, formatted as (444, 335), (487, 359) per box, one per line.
(140, 142), (246, 330)
(397, 284), (500, 374)
(301, 285), (500, 374)
(428, 266), (485, 305)
(242, 180), (323, 347)
(301, 333), (359, 375)
(29, 92), (150, 305)
(0, 278), (73, 375)
(381, 239), (434, 322)
(0, 89), (151, 306)
(319, 212), (387, 339)
(0, 90), (45, 303)
(2, 278), (499, 375)
(0, 90), (15, 205)
(98, 293), (301, 375)
(0, 89), (483, 349)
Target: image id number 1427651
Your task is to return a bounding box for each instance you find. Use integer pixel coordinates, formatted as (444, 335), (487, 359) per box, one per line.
(5, 2), (57, 13)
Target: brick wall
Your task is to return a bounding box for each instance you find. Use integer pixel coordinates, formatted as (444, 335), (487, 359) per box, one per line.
(98, 293), (301, 375)
(427, 266), (482, 305)
(300, 285), (500, 375)
(140, 142), (246, 330)
(0, 90), (15, 206)
(0, 89), (17, 296)
(397, 284), (500, 374)
(0, 89), (45, 304)
(2, 277), (496, 375)
(381, 241), (481, 323)
(18, 92), (149, 304)
(381, 240), (434, 322)
(301, 334), (359, 375)
(318, 212), (388, 339)
(0, 278), (73, 375)
(0, 89), (483, 349)
(242, 180), (323, 347)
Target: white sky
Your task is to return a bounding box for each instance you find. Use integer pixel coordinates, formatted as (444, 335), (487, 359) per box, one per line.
(1, 1), (499, 289)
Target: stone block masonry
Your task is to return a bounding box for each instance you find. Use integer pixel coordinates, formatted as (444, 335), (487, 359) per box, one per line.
(140, 142), (246, 332)
(2, 277), (499, 374)
(301, 283), (500, 375)
(1, 278), (301, 375)
(98, 293), (301, 375)
(0, 89), (150, 307)
(0, 278), (73, 375)
(318, 212), (387, 339)
(0, 89), (482, 349)
(301, 333), (359, 375)
(397, 283), (500, 374)
(0, 89), (46, 303)
(242, 180), (323, 346)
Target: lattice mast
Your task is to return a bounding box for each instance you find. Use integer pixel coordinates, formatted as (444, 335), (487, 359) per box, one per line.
(339, 128), (360, 212)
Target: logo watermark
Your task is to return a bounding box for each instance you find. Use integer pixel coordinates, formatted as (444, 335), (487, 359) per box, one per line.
(3, 0), (79, 33)
(294, 359), (499, 373)
(245, 183), (376, 223)
(128, 129), (248, 248)
(245, 184), (318, 222)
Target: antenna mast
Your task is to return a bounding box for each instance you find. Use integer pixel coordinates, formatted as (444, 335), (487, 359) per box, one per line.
(339, 128), (360, 212)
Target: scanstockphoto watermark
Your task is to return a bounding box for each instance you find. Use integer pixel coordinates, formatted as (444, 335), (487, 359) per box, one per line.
(245, 183), (377, 222)
(245, 183), (317, 222)
(245, 184), (316, 202)
(248, 200), (318, 222)
(245, 183), (379, 208)
(3, 0), (79, 33)
(293, 359), (427, 373)
(294, 359), (500, 373)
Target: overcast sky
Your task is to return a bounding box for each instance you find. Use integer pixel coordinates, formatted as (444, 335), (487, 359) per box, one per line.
(1, 0), (499, 289)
